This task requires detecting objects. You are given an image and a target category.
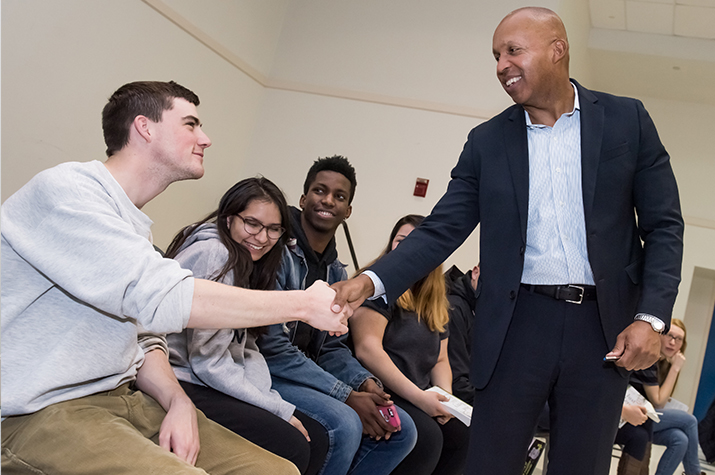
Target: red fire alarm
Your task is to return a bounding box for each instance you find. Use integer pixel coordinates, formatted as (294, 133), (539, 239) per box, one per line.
(413, 178), (429, 197)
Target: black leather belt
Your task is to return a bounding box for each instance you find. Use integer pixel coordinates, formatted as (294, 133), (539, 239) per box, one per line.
(520, 284), (597, 304)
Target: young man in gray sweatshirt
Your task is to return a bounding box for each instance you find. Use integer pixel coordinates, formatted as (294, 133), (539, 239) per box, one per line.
(1, 81), (349, 475)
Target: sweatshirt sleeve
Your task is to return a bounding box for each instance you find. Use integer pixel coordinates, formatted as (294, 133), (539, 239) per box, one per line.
(138, 328), (169, 356)
(1, 167), (193, 334)
(186, 328), (296, 421)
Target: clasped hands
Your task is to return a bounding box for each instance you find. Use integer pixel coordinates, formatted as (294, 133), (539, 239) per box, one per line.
(303, 275), (375, 336)
(346, 379), (400, 440)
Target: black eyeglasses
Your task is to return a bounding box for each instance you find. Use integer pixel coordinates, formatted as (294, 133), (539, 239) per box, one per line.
(234, 215), (285, 240)
(665, 333), (684, 344)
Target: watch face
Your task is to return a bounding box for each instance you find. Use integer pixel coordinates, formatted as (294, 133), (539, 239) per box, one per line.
(653, 321), (665, 332)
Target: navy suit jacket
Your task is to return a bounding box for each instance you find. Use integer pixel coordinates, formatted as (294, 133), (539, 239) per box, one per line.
(370, 80), (684, 389)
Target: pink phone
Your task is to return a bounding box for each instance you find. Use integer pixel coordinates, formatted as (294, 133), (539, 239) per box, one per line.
(377, 405), (401, 428)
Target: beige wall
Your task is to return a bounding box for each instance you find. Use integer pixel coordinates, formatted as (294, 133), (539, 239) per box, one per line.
(3, 0), (714, 405)
(1, 0), (281, 243)
(244, 87), (482, 273)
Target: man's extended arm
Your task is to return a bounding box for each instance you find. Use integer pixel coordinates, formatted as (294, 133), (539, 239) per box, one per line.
(189, 278), (349, 334)
(1, 169), (349, 337)
(333, 134), (482, 310)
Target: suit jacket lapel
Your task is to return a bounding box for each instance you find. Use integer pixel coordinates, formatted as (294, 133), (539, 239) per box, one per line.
(575, 81), (604, 226)
(504, 106), (529, 243)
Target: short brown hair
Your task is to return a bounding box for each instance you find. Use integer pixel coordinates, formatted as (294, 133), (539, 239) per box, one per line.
(102, 81), (200, 157)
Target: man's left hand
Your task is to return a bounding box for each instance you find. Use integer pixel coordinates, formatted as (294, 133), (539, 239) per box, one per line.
(605, 321), (661, 371)
(159, 395), (201, 466)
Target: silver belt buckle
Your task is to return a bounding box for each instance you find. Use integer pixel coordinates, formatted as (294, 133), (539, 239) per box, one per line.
(565, 284), (584, 304)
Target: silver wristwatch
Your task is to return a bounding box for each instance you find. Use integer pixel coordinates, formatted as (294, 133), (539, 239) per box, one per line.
(634, 313), (666, 334)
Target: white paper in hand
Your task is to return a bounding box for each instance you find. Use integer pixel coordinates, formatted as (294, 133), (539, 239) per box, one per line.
(426, 386), (472, 426)
(619, 385), (660, 428)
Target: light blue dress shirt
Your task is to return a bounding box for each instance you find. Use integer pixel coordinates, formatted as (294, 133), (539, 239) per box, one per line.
(521, 84), (595, 286)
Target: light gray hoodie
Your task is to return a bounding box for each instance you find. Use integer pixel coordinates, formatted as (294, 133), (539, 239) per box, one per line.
(167, 223), (295, 421)
(1, 161), (193, 416)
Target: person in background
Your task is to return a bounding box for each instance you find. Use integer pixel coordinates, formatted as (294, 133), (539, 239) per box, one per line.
(614, 368), (657, 475)
(445, 264), (480, 405)
(165, 177), (329, 475)
(642, 319), (705, 475)
(258, 156), (417, 475)
(350, 214), (470, 475)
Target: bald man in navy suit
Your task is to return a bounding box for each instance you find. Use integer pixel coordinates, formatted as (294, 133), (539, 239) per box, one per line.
(332, 7), (683, 475)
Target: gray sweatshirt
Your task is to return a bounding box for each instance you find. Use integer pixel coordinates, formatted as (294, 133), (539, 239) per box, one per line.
(168, 224), (295, 421)
(1, 161), (194, 416)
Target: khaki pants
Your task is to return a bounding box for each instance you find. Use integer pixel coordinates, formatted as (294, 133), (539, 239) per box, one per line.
(1, 384), (299, 475)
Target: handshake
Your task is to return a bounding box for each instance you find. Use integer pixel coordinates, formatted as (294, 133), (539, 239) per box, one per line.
(301, 274), (376, 335)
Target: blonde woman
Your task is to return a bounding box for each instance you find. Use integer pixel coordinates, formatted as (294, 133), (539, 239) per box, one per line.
(643, 319), (704, 475)
(350, 215), (469, 475)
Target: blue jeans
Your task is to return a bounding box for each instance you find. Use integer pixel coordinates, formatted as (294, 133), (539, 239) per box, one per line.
(271, 378), (417, 475)
(653, 408), (702, 475)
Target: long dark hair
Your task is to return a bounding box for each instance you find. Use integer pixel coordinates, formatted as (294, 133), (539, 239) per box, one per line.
(166, 177), (290, 292)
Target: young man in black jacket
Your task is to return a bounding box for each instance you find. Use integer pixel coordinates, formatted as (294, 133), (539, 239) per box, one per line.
(445, 265), (480, 405)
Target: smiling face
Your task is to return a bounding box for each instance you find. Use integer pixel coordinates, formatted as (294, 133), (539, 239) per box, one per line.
(660, 325), (686, 359)
(391, 224), (415, 251)
(299, 170), (353, 235)
(228, 199), (282, 261)
(151, 98), (212, 182)
(492, 9), (567, 110)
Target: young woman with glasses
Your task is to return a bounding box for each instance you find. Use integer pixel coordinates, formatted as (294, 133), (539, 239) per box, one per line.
(641, 319), (704, 475)
(164, 177), (328, 475)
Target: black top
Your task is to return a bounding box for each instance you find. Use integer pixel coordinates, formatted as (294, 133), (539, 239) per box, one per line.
(630, 364), (658, 399)
(444, 268), (480, 405)
(361, 299), (448, 391)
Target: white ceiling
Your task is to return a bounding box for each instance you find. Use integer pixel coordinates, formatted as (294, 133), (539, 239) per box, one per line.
(590, 0), (715, 39)
(151, 0), (715, 108)
(587, 0), (715, 105)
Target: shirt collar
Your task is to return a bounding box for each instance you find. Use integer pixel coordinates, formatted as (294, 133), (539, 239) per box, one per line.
(525, 82), (580, 128)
